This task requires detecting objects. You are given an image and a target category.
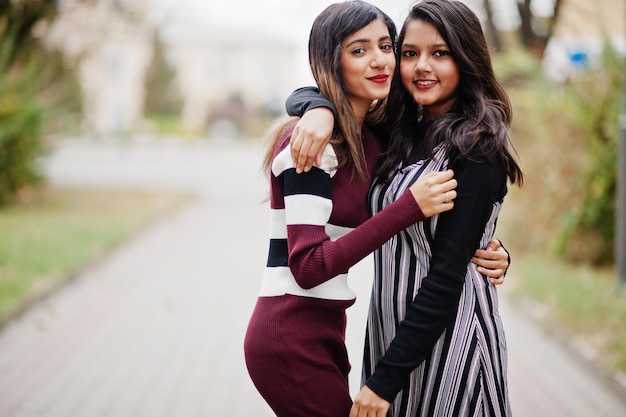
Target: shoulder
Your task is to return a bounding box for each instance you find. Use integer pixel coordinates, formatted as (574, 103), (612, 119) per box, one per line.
(271, 120), (338, 178)
(448, 145), (507, 200)
(449, 144), (504, 173)
(270, 119), (297, 177)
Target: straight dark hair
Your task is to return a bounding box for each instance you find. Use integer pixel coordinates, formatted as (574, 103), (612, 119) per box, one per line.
(378, 0), (523, 186)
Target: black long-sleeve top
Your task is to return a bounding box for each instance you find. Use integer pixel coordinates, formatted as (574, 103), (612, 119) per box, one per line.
(286, 87), (508, 402)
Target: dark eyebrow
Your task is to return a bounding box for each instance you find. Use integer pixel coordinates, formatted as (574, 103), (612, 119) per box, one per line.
(402, 42), (449, 49)
(345, 35), (392, 48)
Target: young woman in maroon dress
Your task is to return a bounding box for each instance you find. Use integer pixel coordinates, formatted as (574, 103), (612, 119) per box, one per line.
(244, 2), (510, 416)
(244, 3), (458, 416)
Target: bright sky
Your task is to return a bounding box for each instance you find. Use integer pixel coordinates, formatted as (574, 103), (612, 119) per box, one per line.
(147, 1), (421, 86)
(147, 0), (552, 86)
(148, 0), (535, 41)
(149, 1), (411, 42)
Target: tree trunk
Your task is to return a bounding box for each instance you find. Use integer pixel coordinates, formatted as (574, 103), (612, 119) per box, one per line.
(546, 0), (563, 40)
(483, 0), (502, 51)
(517, 0), (534, 47)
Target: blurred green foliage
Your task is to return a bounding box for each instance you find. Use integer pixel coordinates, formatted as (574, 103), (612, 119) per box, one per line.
(495, 45), (623, 266)
(0, 80), (44, 206)
(493, 47), (544, 85)
(494, 46), (626, 375)
(0, 0), (81, 206)
(554, 45), (623, 265)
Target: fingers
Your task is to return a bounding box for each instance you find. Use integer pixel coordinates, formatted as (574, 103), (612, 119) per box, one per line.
(444, 189), (457, 203)
(291, 138), (324, 173)
(350, 407), (387, 417)
(350, 386), (390, 417)
(295, 137), (313, 174)
(409, 170), (458, 217)
(475, 263), (506, 286)
(481, 265), (505, 285)
(314, 148), (324, 170)
(474, 262), (506, 277)
(474, 245), (507, 260)
(420, 170), (456, 193)
(487, 273), (505, 285)
(295, 143), (323, 173)
(473, 240), (509, 284)
(289, 108), (334, 173)
(413, 194), (455, 217)
(290, 130), (303, 169)
(484, 238), (502, 252)
(473, 243), (508, 284)
(423, 169), (454, 182)
(428, 170), (458, 197)
(290, 125), (308, 174)
(472, 253), (508, 271)
(303, 140), (325, 173)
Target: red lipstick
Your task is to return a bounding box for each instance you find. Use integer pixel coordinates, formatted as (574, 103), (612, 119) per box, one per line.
(368, 74), (389, 83)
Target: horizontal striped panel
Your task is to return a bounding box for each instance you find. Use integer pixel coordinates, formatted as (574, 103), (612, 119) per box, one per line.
(266, 238), (288, 267)
(284, 194), (332, 226)
(272, 143), (338, 178)
(259, 266), (356, 300)
(282, 168), (332, 199)
(268, 209), (287, 239)
(271, 144), (298, 177)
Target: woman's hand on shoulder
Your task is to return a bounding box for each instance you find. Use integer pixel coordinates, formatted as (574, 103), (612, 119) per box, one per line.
(472, 238), (510, 285)
(408, 169), (457, 217)
(290, 107), (334, 173)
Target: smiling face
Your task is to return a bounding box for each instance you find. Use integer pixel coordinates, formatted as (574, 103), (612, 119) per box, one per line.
(399, 19), (460, 121)
(340, 18), (396, 120)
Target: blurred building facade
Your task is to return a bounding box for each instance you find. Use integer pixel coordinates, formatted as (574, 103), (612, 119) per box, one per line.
(43, 0), (155, 135)
(159, 24), (298, 134)
(542, 0), (626, 82)
(40, 0), (301, 136)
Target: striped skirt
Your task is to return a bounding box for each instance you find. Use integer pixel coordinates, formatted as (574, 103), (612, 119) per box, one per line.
(363, 151), (512, 417)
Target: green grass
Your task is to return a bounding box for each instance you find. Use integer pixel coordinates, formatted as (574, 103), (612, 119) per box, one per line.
(509, 253), (626, 374)
(0, 187), (191, 324)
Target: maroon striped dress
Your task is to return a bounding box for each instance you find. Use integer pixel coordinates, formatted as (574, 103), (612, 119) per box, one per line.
(244, 121), (426, 417)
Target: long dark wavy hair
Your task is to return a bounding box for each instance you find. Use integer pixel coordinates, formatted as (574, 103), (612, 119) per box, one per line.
(263, 0), (397, 179)
(377, 0), (523, 186)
